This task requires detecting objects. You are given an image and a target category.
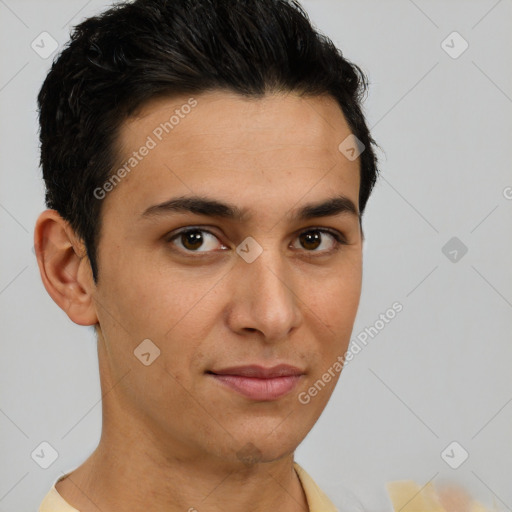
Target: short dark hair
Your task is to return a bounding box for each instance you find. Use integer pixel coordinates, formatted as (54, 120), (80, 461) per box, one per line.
(37, 0), (379, 283)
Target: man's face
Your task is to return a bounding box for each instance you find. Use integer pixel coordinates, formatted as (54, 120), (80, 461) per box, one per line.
(93, 91), (362, 467)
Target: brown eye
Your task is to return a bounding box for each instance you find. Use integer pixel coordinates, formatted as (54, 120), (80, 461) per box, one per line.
(181, 230), (204, 251)
(292, 229), (344, 253)
(169, 228), (225, 253)
(299, 231), (322, 250)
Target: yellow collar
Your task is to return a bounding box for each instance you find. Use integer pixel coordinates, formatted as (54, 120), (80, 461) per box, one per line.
(39, 463), (337, 512)
(294, 462), (338, 511)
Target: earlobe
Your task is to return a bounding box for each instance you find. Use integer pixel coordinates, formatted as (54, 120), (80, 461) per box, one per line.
(34, 210), (98, 326)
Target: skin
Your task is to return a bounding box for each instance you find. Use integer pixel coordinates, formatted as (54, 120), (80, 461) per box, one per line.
(34, 90), (363, 512)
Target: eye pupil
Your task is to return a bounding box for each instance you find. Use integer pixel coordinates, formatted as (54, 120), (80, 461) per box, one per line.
(182, 230), (203, 250)
(300, 231), (321, 250)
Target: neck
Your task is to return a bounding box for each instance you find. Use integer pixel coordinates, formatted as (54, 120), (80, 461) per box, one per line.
(56, 434), (308, 512)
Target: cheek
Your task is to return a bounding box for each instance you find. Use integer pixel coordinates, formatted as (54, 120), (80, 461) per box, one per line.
(100, 256), (193, 331)
(96, 263), (219, 378)
(308, 261), (362, 319)
(305, 264), (362, 354)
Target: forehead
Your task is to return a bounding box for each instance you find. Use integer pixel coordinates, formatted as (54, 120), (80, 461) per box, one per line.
(107, 90), (360, 219)
(119, 90), (352, 160)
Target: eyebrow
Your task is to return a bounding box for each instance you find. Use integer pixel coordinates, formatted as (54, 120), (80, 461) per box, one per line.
(141, 194), (359, 222)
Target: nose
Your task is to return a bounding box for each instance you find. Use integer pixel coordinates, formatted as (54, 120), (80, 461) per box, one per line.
(225, 246), (303, 343)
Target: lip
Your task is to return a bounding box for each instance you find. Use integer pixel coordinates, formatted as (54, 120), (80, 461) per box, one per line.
(209, 364), (304, 378)
(207, 364), (305, 401)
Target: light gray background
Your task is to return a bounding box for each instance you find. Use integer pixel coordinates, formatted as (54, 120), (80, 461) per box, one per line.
(1, 1), (511, 511)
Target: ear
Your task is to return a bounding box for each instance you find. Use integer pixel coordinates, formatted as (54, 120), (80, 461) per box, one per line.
(34, 209), (98, 326)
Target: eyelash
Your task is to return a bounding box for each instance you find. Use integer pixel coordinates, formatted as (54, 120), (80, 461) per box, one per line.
(166, 226), (347, 256)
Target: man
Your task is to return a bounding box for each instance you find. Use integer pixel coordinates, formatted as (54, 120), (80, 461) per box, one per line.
(34, 0), (378, 510)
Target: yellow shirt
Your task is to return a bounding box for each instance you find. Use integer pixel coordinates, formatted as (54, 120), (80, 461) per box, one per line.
(387, 480), (491, 512)
(38, 462), (338, 512)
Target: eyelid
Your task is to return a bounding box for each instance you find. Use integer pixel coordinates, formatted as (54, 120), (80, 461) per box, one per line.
(166, 225), (347, 254)
(166, 226), (228, 253)
(289, 226), (347, 256)
(295, 226), (347, 243)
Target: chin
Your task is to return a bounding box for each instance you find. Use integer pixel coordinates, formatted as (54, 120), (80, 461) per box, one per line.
(229, 431), (301, 466)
